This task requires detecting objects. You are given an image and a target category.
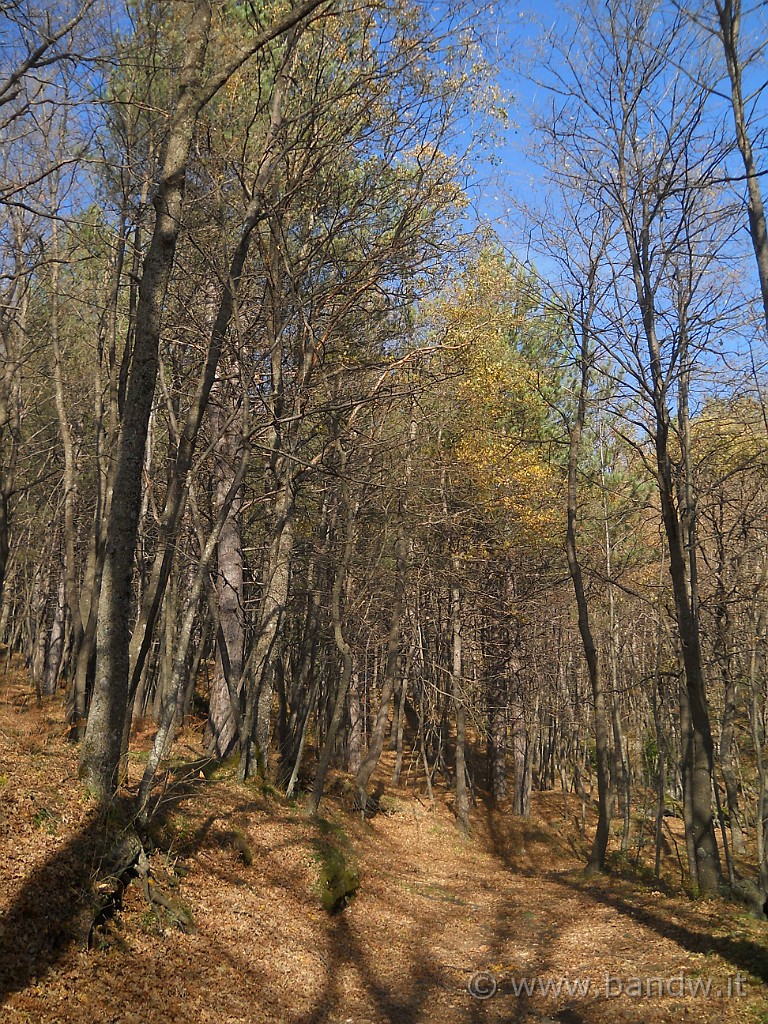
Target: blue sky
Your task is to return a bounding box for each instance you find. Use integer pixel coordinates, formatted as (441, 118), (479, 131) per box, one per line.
(465, 1), (565, 247)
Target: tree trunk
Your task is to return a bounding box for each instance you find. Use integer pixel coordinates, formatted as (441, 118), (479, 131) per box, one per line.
(29, 557), (50, 699)
(79, 3), (214, 798)
(42, 573), (67, 696)
(239, 470), (295, 780)
(125, 38), (298, 716)
(79, 0), (323, 799)
(720, 668), (745, 854)
(348, 669), (362, 776)
(205, 383), (245, 759)
(510, 681), (531, 817)
(0, 216), (29, 612)
(679, 681), (700, 890)
(136, 436), (249, 821)
(715, 0), (768, 339)
(309, 452), (357, 813)
(450, 565), (468, 832)
(355, 518), (407, 810)
(747, 583), (768, 891)
(656, 368), (721, 893)
(487, 658), (508, 805)
(616, 152), (722, 893)
(564, 308), (611, 874)
(50, 219), (85, 672)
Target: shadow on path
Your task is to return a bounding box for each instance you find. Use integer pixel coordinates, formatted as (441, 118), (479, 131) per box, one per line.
(0, 804), (113, 1003)
(552, 874), (768, 985)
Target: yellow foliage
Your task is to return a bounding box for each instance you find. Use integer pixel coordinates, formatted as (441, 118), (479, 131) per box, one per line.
(424, 251), (561, 547)
(693, 399), (768, 476)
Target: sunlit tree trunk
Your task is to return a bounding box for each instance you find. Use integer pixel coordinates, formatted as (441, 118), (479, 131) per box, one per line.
(714, 0), (768, 338)
(79, 3), (214, 798)
(564, 309), (611, 874)
(205, 381), (245, 759)
(450, 560), (469, 832)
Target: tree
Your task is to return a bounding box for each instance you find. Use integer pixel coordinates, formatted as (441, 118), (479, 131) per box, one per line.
(709, 0), (768, 338)
(528, 0), (739, 892)
(563, 257), (613, 873)
(0, 0), (100, 610)
(80, 0), (334, 800)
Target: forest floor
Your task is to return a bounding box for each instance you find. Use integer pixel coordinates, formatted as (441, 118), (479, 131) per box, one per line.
(1, 667), (767, 1024)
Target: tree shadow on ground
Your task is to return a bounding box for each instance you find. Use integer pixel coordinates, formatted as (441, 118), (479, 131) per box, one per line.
(1, 746), (598, 1024)
(289, 902), (515, 1024)
(0, 760), (217, 1008)
(0, 799), (121, 1003)
(552, 874), (768, 986)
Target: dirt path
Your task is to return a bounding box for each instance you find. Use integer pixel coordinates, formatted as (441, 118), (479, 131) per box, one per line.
(1, 677), (766, 1024)
(327, 801), (767, 1024)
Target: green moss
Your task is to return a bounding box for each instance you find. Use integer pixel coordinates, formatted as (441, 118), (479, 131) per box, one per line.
(228, 827), (254, 866)
(378, 794), (403, 817)
(205, 759), (233, 781)
(310, 820), (360, 914)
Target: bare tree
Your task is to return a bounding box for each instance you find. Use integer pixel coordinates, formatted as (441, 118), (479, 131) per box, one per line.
(528, 0), (739, 893)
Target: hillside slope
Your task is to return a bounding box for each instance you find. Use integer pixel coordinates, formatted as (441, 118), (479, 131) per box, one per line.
(0, 672), (766, 1024)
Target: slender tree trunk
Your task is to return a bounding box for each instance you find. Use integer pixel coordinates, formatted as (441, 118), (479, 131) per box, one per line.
(660, 338), (721, 893)
(205, 382), (245, 759)
(450, 563), (469, 832)
(309, 458), (356, 814)
(564, 308), (611, 874)
(719, 652), (746, 854)
(285, 674), (320, 800)
(598, 423), (630, 838)
(0, 226), (27, 612)
(348, 669), (363, 776)
(126, 42), (297, 711)
(136, 435), (249, 821)
(487, 620), (509, 804)
(747, 579), (768, 891)
(355, 518), (407, 809)
(354, 412), (415, 808)
(0, 491), (10, 615)
(510, 679), (531, 817)
(239, 469), (295, 780)
(715, 0), (768, 340)
(79, 0), (322, 799)
(391, 647), (414, 786)
(66, 216), (127, 739)
(679, 681), (700, 889)
(42, 573), (67, 696)
(29, 556), (51, 699)
(50, 219), (84, 669)
(615, 147), (722, 892)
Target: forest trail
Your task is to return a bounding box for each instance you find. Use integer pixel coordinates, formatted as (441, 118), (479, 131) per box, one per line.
(1, 673), (766, 1024)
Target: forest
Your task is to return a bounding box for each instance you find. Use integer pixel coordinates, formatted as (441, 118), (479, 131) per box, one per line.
(2, 0), (768, 1022)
